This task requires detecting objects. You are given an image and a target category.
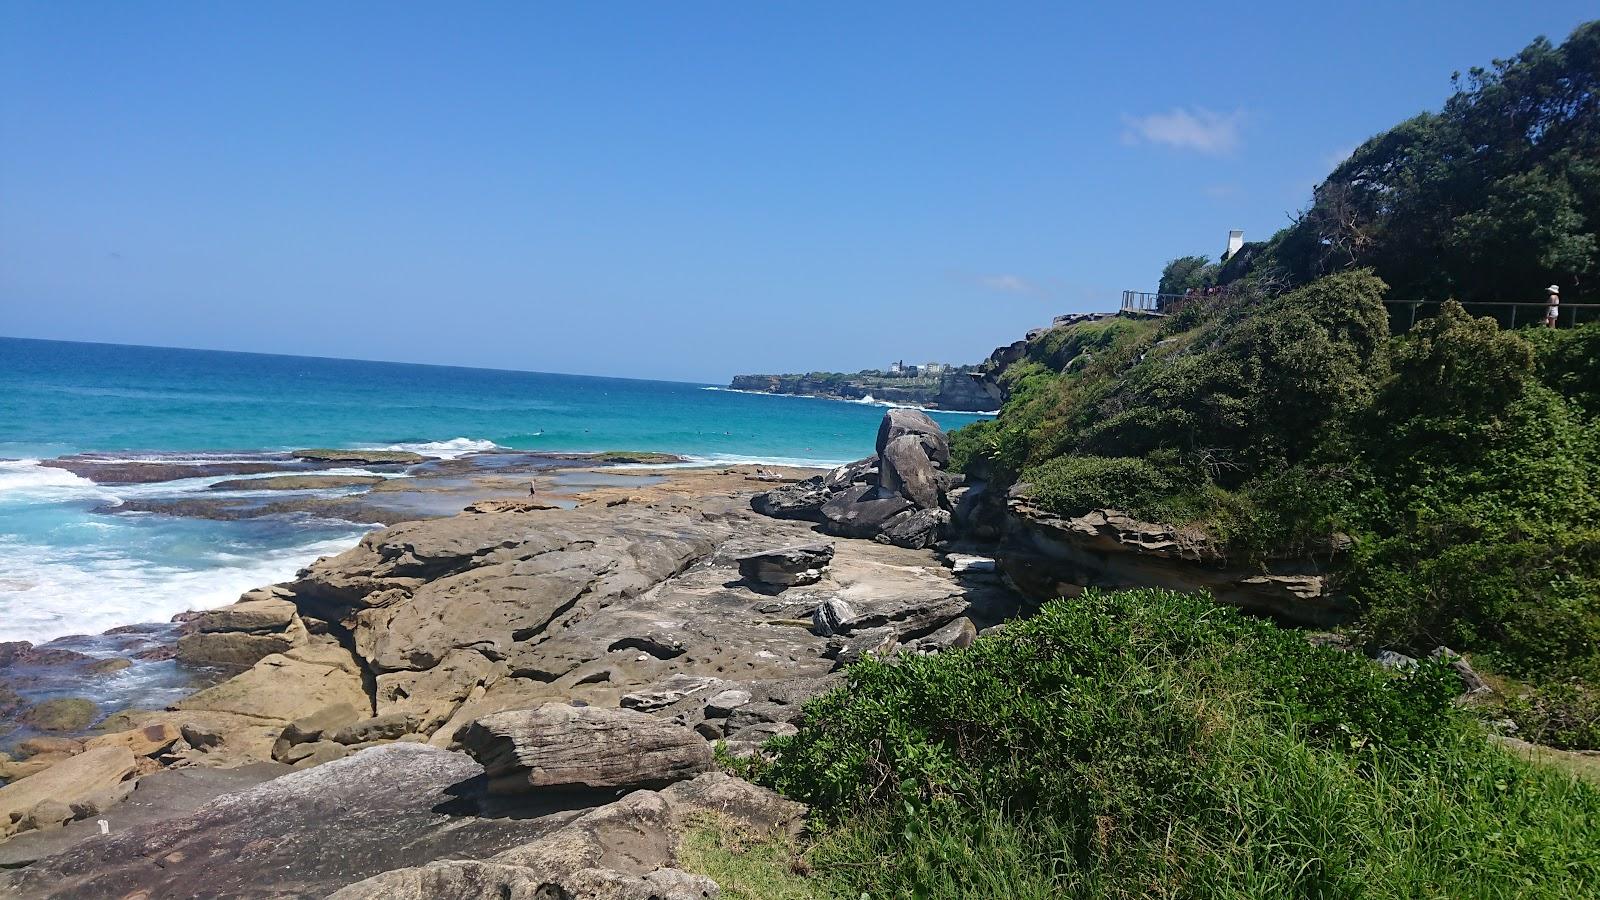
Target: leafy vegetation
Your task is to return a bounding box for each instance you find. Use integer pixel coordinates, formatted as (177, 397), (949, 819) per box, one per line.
(1249, 22), (1599, 303)
(1157, 254), (1219, 296)
(754, 590), (1600, 898)
(948, 24), (1600, 683)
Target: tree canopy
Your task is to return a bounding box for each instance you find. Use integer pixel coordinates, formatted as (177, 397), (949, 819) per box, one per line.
(1253, 21), (1599, 303)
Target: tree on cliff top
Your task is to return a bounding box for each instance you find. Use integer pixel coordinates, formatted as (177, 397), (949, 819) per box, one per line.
(1257, 20), (1599, 302)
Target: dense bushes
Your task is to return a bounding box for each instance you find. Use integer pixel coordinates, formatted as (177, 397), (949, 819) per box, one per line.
(952, 279), (1600, 678)
(757, 590), (1600, 898)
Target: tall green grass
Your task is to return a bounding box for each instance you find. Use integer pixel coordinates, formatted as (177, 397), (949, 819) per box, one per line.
(753, 590), (1600, 898)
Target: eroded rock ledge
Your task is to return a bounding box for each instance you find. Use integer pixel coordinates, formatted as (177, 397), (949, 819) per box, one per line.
(998, 497), (1352, 626)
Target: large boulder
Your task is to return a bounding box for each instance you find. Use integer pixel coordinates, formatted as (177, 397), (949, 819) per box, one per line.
(820, 484), (913, 538)
(878, 433), (942, 509)
(176, 629), (301, 668)
(876, 408), (949, 468)
(879, 507), (950, 549)
(190, 598), (299, 633)
(736, 543), (834, 587)
(459, 704), (714, 794)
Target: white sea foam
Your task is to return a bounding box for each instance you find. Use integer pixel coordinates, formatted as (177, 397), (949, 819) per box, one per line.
(0, 531), (363, 644)
(370, 437), (503, 459)
(659, 452), (849, 470)
(0, 459), (119, 504)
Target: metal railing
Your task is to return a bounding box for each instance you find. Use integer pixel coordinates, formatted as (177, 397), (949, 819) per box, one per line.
(1385, 299), (1598, 330)
(1120, 290), (1187, 313)
(1118, 289), (1598, 330)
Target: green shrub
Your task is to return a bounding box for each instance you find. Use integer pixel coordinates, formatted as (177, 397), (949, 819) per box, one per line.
(1525, 321), (1600, 415)
(759, 590), (1600, 898)
(1018, 455), (1175, 519)
(1499, 681), (1600, 751)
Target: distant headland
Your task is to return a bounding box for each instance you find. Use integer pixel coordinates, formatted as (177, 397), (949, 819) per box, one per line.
(728, 359), (998, 411)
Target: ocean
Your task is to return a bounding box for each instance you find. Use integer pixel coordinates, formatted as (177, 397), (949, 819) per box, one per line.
(0, 336), (989, 643)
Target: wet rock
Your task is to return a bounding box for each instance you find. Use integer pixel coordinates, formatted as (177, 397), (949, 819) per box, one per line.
(210, 474), (386, 491)
(0, 642), (93, 668)
(86, 657), (133, 675)
(176, 629), (300, 668)
(21, 697), (99, 732)
(460, 704), (714, 793)
(736, 543), (834, 587)
(292, 448), (428, 464)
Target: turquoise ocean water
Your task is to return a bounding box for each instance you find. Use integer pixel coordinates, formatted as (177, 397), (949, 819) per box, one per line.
(0, 336), (989, 642)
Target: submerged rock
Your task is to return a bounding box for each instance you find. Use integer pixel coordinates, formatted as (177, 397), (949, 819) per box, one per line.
(20, 698), (99, 732)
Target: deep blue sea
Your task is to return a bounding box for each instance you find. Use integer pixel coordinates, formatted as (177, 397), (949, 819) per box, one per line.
(0, 336), (988, 642)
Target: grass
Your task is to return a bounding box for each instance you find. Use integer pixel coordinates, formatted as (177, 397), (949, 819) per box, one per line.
(677, 812), (826, 900)
(744, 589), (1600, 899)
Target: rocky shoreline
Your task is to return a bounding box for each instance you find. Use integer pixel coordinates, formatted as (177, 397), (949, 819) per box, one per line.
(0, 408), (1431, 896)
(0, 413), (1028, 896)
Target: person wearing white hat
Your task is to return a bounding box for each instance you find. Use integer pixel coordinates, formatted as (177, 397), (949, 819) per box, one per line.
(1545, 285), (1561, 328)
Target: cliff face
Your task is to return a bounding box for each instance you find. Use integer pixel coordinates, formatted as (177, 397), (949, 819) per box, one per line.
(729, 370), (999, 412)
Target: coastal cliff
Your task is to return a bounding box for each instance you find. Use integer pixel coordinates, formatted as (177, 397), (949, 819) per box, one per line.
(729, 368), (998, 411)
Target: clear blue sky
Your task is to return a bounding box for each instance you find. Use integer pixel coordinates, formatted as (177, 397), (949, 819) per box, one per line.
(2, 2), (1593, 382)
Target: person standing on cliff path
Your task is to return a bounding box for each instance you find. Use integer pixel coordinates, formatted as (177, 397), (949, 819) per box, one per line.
(1545, 284), (1561, 327)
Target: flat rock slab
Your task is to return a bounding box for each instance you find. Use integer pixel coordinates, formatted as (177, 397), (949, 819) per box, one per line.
(0, 763), (289, 869)
(0, 746), (135, 840)
(460, 704), (713, 793)
(2, 745), (584, 899)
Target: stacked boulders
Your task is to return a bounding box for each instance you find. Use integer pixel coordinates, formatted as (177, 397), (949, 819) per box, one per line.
(752, 409), (962, 549)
